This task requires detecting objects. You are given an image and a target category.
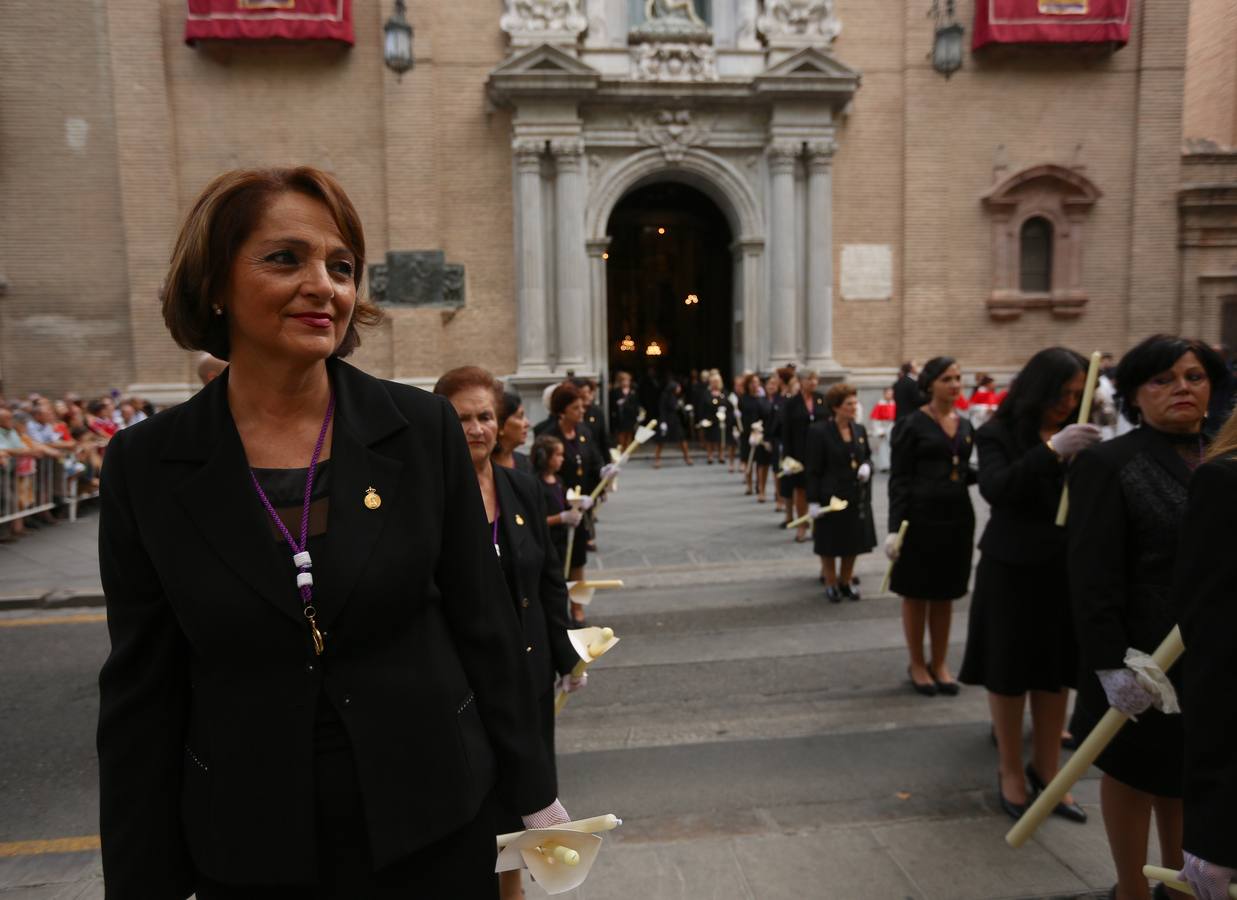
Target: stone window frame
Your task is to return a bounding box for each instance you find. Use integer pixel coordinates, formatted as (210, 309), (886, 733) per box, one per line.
(981, 164), (1101, 321)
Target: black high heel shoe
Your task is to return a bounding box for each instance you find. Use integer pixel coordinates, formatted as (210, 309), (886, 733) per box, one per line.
(1025, 763), (1087, 823)
(997, 773), (1028, 822)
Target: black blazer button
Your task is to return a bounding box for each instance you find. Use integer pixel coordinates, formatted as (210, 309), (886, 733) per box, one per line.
(526, 645), (533, 653)
(343, 696), (352, 706)
(521, 597), (530, 608)
(306, 663), (315, 672)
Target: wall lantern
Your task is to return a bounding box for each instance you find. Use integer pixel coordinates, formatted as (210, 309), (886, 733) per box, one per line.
(645, 340), (663, 357)
(930, 0), (964, 79)
(619, 334), (636, 352)
(684, 294), (699, 306)
(383, 0), (414, 79)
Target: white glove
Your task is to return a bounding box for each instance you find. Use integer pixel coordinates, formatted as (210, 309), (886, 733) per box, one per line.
(600, 463), (619, 481)
(560, 508), (583, 527)
(884, 533), (901, 561)
(1179, 852), (1237, 900)
(578, 495), (595, 511)
(808, 502), (823, 520)
(857, 462), (872, 483)
(1097, 668), (1154, 718)
(1051, 423), (1102, 458)
(684, 404), (694, 413)
(557, 670), (588, 694)
(522, 798), (571, 831)
(659, 422), (669, 436)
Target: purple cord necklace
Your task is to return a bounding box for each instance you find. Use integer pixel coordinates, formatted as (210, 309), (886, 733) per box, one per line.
(248, 391), (336, 655)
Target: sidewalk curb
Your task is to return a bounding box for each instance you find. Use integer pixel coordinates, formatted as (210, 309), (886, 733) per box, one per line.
(0, 590), (106, 612)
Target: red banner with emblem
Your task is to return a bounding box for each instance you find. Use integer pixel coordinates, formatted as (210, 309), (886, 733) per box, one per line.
(973, 0), (1132, 49)
(185, 0), (354, 45)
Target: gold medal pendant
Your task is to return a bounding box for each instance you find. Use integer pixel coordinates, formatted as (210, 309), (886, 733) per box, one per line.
(305, 607), (325, 655)
(950, 470), (960, 482)
(577, 466), (584, 477)
(364, 486), (381, 510)
(851, 459), (859, 471)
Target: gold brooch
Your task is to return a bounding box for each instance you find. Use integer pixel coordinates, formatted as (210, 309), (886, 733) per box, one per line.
(515, 514), (525, 526)
(364, 487), (382, 510)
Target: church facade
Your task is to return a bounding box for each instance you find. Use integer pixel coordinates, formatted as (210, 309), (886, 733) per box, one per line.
(0, 0), (1233, 409)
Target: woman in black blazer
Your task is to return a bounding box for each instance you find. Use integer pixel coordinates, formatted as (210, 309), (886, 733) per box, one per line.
(781, 370), (825, 542)
(805, 383), (876, 601)
(1068, 335), (1227, 900)
(957, 348), (1099, 823)
(97, 167), (563, 899)
(1172, 413), (1237, 900)
(435, 367), (584, 900)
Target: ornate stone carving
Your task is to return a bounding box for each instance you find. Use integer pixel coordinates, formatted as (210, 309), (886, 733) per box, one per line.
(630, 0), (711, 42)
(766, 140), (801, 173)
(549, 138), (585, 162)
(631, 42), (718, 82)
(757, 0), (842, 47)
(632, 110), (712, 162)
(368, 250), (465, 308)
(500, 0), (587, 49)
(512, 138), (545, 172)
(805, 139), (837, 170)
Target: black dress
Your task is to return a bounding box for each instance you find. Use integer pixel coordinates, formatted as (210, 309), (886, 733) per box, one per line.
(699, 390), (726, 442)
(1172, 455), (1237, 867)
(781, 392), (825, 491)
(805, 419), (877, 557)
(1068, 425), (1204, 797)
(959, 418), (1077, 695)
(738, 394), (768, 463)
(609, 387), (639, 435)
(888, 409), (976, 601)
(543, 421), (602, 570)
(657, 389), (687, 443)
(540, 477), (570, 570)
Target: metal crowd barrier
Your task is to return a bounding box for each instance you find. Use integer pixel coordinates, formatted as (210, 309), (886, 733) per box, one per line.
(0, 456), (99, 527)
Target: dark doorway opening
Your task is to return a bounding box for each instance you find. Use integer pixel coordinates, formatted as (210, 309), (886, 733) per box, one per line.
(605, 182), (733, 391)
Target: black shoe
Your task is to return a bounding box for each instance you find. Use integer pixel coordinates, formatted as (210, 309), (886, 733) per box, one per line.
(825, 585), (842, 604)
(1025, 764), (1087, 823)
(1061, 732), (1079, 750)
(931, 672), (961, 696)
(908, 666), (937, 696)
(851, 575), (861, 586)
(997, 773), (1028, 821)
(839, 582), (860, 602)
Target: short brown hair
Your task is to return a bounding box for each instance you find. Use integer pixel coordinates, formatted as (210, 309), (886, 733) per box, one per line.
(825, 382), (857, 410)
(432, 366), (504, 410)
(162, 166), (382, 360)
(549, 382), (583, 417)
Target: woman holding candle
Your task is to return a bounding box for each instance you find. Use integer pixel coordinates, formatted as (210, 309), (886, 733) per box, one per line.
(739, 372), (771, 499)
(493, 388), (533, 474)
(97, 167), (566, 898)
(532, 435), (579, 573)
(782, 370), (826, 542)
(609, 370), (640, 451)
(886, 357), (975, 696)
(957, 347), (1100, 822)
(1068, 335), (1227, 900)
(434, 367), (583, 900)
(654, 379), (693, 469)
(698, 371), (727, 464)
(1172, 409), (1237, 900)
(805, 383), (876, 602)
(544, 383), (606, 590)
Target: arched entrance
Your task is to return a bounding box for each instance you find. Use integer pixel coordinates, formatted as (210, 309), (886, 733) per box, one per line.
(605, 181), (734, 388)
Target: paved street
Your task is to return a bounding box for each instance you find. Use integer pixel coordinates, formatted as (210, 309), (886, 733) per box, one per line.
(0, 458), (1134, 899)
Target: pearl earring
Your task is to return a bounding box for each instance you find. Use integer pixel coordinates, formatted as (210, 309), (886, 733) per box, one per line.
(213, 306), (223, 316)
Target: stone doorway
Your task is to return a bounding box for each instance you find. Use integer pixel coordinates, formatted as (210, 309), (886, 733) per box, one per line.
(605, 181), (734, 385)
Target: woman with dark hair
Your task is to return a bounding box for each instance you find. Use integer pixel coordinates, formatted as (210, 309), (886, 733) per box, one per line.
(532, 434), (579, 572)
(543, 383), (606, 602)
(782, 370), (824, 542)
(654, 379), (692, 468)
(434, 368), (582, 900)
(806, 383), (876, 601)
(958, 347), (1101, 823)
(769, 367), (794, 517)
(887, 357), (974, 696)
(493, 389), (532, 474)
(1068, 335), (1225, 900)
(1172, 408), (1237, 900)
(738, 373), (771, 499)
(609, 371), (639, 451)
(98, 168), (563, 898)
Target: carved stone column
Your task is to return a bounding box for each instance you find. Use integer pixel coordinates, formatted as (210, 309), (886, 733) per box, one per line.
(805, 140), (839, 372)
(552, 139), (589, 369)
(514, 139), (550, 372)
(767, 141), (800, 365)
(587, 237), (612, 377)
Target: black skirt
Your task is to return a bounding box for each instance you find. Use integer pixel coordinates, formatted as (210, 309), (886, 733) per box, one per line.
(1069, 689), (1184, 798)
(813, 489), (877, 558)
(959, 554), (1077, 695)
(889, 497), (975, 601)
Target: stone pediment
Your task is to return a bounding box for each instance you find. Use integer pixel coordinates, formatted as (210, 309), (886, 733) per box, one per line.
(753, 47), (861, 102)
(487, 43), (601, 105)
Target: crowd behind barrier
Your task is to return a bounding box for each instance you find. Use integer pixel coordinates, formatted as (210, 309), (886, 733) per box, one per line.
(0, 391), (155, 539)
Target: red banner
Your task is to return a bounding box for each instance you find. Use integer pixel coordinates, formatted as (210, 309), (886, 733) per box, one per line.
(185, 0), (354, 45)
(973, 0), (1132, 49)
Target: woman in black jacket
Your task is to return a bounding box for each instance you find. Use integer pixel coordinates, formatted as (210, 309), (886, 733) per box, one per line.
(1172, 410), (1237, 900)
(781, 369), (825, 542)
(958, 348), (1100, 823)
(609, 371), (640, 451)
(805, 383), (876, 601)
(435, 367), (584, 900)
(886, 357), (974, 696)
(653, 379), (692, 468)
(738, 373), (771, 499)
(1069, 335), (1227, 900)
(97, 168), (564, 899)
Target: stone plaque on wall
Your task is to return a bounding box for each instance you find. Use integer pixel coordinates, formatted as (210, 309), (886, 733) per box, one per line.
(368, 250), (465, 308)
(840, 244), (893, 301)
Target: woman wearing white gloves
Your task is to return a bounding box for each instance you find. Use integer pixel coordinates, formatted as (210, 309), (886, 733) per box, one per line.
(1067, 335), (1229, 900)
(957, 348), (1099, 824)
(804, 383), (876, 602)
(1171, 408), (1237, 900)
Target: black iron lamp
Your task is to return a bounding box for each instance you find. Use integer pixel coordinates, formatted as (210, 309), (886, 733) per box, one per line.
(931, 0), (964, 78)
(384, 0), (414, 79)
